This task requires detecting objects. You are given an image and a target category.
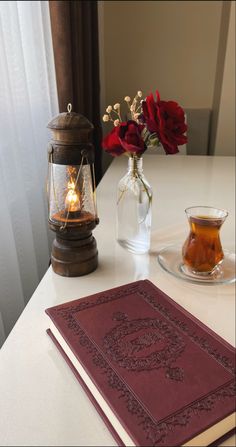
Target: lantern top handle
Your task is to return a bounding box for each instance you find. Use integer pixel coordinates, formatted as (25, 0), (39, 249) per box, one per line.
(47, 108), (94, 132)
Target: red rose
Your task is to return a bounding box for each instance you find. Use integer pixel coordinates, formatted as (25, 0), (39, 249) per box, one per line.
(102, 120), (145, 156)
(142, 90), (187, 154)
(102, 127), (125, 156)
(118, 121), (145, 155)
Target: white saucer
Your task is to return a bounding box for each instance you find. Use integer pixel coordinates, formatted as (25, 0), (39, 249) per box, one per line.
(157, 244), (236, 285)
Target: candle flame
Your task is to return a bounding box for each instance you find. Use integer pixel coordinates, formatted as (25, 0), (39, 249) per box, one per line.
(65, 180), (80, 212)
(68, 180), (75, 190)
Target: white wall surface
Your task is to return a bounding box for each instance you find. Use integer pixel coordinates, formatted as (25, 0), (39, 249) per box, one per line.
(102, 1), (222, 109)
(214, 1), (235, 156)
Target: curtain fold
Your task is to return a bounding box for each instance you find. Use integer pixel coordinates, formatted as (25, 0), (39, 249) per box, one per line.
(0, 1), (59, 347)
(49, 0), (102, 184)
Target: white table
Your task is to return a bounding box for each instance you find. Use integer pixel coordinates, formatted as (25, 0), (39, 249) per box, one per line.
(0, 155), (235, 446)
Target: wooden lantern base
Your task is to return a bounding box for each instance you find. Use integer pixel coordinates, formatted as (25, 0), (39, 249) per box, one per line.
(50, 228), (98, 277)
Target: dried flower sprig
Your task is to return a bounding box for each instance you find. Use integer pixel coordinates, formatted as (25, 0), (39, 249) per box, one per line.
(124, 90), (143, 121)
(102, 90), (143, 126)
(103, 102), (122, 125)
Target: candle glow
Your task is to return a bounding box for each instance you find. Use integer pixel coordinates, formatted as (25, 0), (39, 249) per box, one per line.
(65, 180), (80, 212)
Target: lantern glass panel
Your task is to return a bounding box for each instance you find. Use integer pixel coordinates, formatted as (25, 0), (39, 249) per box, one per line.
(48, 163), (96, 224)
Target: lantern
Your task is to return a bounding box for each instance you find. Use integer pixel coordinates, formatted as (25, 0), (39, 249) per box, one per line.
(47, 104), (99, 277)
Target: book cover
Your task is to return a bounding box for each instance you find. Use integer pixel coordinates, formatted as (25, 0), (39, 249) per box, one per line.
(46, 280), (236, 446)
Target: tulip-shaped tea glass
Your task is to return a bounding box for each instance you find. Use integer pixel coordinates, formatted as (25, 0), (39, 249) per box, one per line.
(181, 206), (228, 277)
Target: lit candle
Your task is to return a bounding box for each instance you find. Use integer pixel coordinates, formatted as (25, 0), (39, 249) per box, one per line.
(65, 181), (80, 212)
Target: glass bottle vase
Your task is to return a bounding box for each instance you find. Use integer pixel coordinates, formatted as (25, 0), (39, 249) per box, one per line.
(116, 155), (152, 254)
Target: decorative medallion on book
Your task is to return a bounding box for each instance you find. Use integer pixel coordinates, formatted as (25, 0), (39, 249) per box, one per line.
(103, 316), (185, 381)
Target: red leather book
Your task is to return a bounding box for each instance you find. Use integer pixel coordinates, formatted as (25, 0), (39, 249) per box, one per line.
(45, 280), (236, 446)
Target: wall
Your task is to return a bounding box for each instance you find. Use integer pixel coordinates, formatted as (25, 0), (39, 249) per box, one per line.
(214, 1), (235, 156)
(102, 1), (222, 109)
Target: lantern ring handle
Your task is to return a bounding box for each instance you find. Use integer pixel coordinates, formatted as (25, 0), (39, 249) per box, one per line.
(81, 148), (89, 158)
(67, 103), (72, 113)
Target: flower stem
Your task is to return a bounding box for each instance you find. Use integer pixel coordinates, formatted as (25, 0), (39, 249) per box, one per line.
(117, 156), (152, 224)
